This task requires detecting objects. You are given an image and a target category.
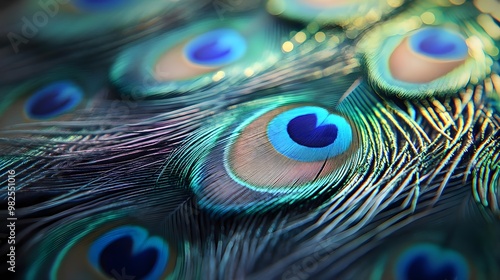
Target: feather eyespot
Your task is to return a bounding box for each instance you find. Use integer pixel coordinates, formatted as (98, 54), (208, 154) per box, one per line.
(183, 28), (247, 67)
(360, 25), (492, 98)
(368, 239), (495, 280)
(174, 102), (360, 213)
(0, 77), (94, 128)
(388, 27), (469, 84)
(23, 187), (190, 280)
(52, 225), (176, 280)
(87, 226), (171, 280)
(24, 80), (84, 120)
(354, 222), (500, 280)
(227, 105), (355, 188)
(267, 106), (352, 162)
(110, 15), (286, 98)
(358, 0), (497, 99)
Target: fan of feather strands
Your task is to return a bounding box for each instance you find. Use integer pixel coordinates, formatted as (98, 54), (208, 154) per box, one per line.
(1, 0), (500, 279)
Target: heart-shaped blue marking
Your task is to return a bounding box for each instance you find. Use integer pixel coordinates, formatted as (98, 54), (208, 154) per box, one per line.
(88, 226), (169, 280)
(267, 106), (352, 162)
(287, 113), (338, 148)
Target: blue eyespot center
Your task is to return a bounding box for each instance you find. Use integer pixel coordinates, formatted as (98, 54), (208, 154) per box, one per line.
(267, 106), (352, 162)
(99, 236), (158, 279)
(395, 244), (469, 280)
(88, 226), (169, 280)
(184, 28), (247, 66)
(408, 28), (468, 60)
(25, 81), (83, 120)
(287, 114), (338, 148)
(419, 36), (454, 56)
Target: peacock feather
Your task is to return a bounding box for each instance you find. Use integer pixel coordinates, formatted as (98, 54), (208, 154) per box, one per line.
(0, 0), (499, 279)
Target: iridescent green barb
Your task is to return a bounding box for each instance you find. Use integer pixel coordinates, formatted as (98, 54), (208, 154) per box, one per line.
(358, 0), (499, 99)
(0, 0), (499, 279)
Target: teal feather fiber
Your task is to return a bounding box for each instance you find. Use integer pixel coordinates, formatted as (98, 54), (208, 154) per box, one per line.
(0, 0), (499, 279)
